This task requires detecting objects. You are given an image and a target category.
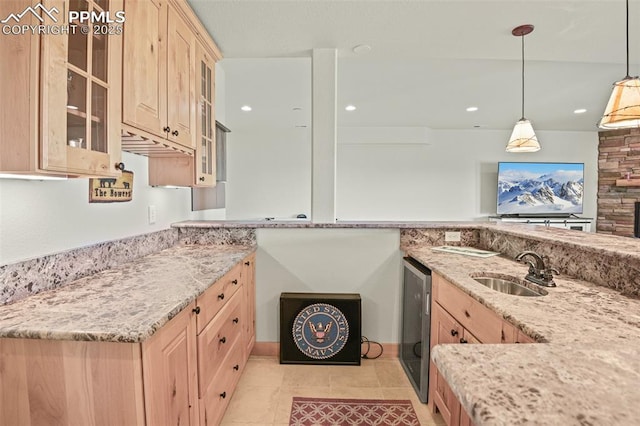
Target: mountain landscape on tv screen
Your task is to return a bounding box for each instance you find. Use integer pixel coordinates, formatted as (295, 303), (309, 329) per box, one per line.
(497, 168), (583, 215)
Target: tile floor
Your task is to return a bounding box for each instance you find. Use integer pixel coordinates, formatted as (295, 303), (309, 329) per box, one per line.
(221, 356), (446, 425)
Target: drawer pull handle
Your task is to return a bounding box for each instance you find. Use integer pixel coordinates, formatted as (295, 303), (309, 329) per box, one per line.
(192, 306), (200, 315)
(233, 317), (239, 324)
(163, 126), (171, 133)
(220, 392), (226, 399)
(218, 293), (225, 300)
(450, 330), (459, 337)
(245, 261), (250, 266)
(232, 279), (238, 285)
(172, 130), (179, 137)
(233, 364), (239, 371)
(464, 310), (471, 318)
(219, 337), (226, 344)
(460, 338), (468, 344)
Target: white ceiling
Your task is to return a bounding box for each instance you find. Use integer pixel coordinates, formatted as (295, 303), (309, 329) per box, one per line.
(188, 0), (640, 132)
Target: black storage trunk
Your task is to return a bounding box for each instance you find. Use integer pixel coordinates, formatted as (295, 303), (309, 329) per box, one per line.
(280, 292), (361, 365)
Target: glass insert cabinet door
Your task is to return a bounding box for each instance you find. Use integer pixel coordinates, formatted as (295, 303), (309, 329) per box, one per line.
(195, 43), (216, 186)
(40, 0), (123, 177)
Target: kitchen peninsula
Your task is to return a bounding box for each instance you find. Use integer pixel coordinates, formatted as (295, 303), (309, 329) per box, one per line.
(174, 220), (640, 425)
(1, 221), (639, 425)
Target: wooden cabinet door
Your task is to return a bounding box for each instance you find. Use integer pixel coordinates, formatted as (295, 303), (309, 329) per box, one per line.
(433, 302), (462, 346)
(429, 303), (462, 426)
(142, 301), (198, 426)
(516, 330), (536, 343)
(242, 254), (256, 354)
(40, 0), (122, 177)
(195, 42), (216, 186)
(167, 5), (196, 148)
(122, 0), (167, 137)
(0, 338), (145, 426)
(459, 406), (476, 426)
(461, 328), (481, 344)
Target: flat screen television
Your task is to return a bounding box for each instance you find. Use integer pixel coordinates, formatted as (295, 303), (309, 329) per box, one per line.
(497, 162), (584, 216)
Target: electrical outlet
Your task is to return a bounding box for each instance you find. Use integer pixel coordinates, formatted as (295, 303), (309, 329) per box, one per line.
(445, 231), (461, 242)
(148, 205), (157, 224)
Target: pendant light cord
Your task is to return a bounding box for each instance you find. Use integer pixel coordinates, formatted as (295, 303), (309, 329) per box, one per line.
(521, 33), (525, 120)
(626, 0), (630, 78)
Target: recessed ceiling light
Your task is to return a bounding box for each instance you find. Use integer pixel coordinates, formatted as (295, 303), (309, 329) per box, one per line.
(241, 105), (252, 112)
(352, 44), (372, 54)
(345, 105), (357, 111)
(466, 106), (479, 112)
(574, 108), (587, 114)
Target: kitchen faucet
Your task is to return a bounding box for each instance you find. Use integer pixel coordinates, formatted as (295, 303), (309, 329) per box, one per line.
(515, 251), (558, 287)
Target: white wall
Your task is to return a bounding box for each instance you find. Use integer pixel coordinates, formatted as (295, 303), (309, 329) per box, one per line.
(338, 128), (599, 221)
(225, 127), (311, 220)
(0, 152), (196, 265)
(224, 127), (599, 222)
(255, 228), (402, 343)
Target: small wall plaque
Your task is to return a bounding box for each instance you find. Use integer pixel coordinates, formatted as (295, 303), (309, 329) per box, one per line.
(89, 170), (133, 203)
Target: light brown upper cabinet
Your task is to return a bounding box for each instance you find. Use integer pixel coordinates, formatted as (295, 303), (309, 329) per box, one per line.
(0, 0), (123, 178)
(122, 0), (196, 150)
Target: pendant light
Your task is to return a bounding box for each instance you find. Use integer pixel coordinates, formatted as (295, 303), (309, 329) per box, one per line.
(506, 24), (540, 153)
(598, 0), (640, 129)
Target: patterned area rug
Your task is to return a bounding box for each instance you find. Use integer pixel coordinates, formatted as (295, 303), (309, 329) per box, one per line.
(289, 397), (420, 426)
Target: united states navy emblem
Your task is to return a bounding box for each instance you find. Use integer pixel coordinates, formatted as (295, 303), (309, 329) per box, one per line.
(292, 303), (349, 359)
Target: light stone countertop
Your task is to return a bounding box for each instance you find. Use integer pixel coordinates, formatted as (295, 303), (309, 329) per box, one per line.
(0, 244), (255, 342)
(175, 219), (640, 258)
(404, 247), (640, 425)
(172, 219), (484, 229)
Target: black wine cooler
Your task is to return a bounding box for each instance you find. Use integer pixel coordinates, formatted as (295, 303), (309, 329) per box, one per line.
(399, 257), (432, 403)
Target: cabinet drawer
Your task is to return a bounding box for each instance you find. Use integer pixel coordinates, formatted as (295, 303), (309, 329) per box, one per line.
(433, 273), (503, 344)
(198, 337), (246, 426)
(196, 263), (243, 334)
(197, 289), (243, 397)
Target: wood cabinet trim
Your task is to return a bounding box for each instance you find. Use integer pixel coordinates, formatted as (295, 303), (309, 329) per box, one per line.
(168, 0), (223, 61)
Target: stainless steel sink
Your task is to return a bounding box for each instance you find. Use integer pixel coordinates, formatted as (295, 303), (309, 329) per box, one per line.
(471, 275), (548, 297)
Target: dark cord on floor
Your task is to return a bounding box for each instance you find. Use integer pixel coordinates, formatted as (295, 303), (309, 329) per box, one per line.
(361, 336), (383, 359)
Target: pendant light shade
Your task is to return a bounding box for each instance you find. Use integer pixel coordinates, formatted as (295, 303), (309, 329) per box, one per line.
(506, 24), (540, 153)
(599, 76), (640, 129)
(599, 0), (640, 129)
(506, 119), (540, 152)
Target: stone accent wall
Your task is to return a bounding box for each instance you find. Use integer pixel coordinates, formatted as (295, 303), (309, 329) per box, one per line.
(597, 128), (640, 237)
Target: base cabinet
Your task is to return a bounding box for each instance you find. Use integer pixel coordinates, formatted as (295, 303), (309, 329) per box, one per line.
(429, 272), (524, 426)
(0, 253), (256, 426)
